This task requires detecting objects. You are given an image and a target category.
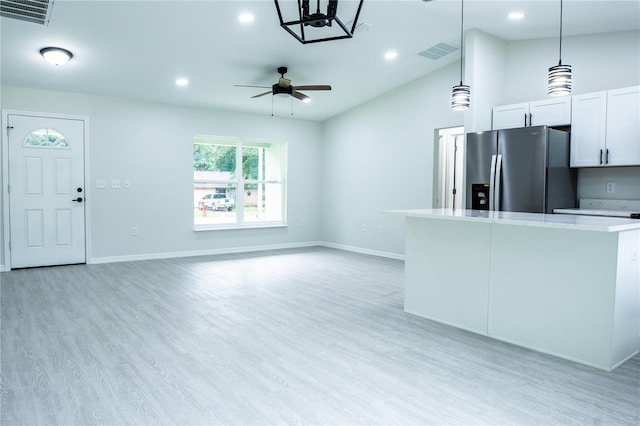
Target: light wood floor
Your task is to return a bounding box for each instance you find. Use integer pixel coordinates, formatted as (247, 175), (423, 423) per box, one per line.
(1, 247), (639, 425)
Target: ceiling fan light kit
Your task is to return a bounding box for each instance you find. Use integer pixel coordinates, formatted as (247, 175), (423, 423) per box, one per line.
(274, 0), (365, 44)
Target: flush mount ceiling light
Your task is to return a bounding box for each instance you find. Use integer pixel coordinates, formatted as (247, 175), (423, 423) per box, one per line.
(451, 0), (470, 111)
(274, 0), (365, 44)
(548, 0), (572, 97)
(39, 47), (73, 66)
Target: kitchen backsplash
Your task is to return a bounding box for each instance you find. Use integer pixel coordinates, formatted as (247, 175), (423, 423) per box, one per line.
(577, 166), (640, 201)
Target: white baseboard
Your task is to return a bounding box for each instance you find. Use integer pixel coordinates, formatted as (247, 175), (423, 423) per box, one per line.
(319, 242), (405, 261)
(89, 241), (404, 265)
(89, 241), (324, 264)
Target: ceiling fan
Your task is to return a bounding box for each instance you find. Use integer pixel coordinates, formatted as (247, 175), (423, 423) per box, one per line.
(234, 66), (332, 102)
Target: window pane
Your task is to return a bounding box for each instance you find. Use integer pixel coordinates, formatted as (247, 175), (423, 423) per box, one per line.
(242, 146), (261, 180)
(243, 183), (283, 223)
(194, 144), (236, 174)
(194, 186), (237, 225)
(24, 128), (69, 149)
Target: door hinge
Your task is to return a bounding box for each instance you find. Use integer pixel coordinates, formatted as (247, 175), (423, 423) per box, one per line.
(8, 241), (11, 251)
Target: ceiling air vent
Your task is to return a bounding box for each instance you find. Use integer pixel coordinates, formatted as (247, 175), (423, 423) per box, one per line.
(418, 42), (459, 60)
(0, 0), (54, 26)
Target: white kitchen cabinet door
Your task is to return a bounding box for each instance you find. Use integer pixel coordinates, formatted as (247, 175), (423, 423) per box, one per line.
(571, 91), (607, 167)
(605, 86), (640, 166)
(492, 103), (529, 130)
(529, 97), (572, 127)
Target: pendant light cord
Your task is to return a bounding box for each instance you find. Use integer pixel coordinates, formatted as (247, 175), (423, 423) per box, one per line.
(558, 0), (563, 65)
(459, 0), (464, 84)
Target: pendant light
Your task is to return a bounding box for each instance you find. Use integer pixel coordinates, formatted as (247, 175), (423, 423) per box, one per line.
(451, 0), (470, 111)
(548, 0), (572, 96)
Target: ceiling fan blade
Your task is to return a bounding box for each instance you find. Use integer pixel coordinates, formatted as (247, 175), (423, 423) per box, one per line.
(234, 84), (271, 89)
(251, 91), (273, 99)
(294, 85), (332, 91)
(291, 90), (310, 102)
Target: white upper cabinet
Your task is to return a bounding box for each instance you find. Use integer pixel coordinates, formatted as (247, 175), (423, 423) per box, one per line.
(571, 86), (639, 167)
(493, 97), (571, 130)
(570, 92), (607, 167)
(605, 86), (640, 166)
(492, 103), (529, 130)
(529, 98), (572, 127)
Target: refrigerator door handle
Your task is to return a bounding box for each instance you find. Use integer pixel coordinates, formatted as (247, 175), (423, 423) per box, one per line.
(495, 155), (503, 211)
(489, 155), (497, 211)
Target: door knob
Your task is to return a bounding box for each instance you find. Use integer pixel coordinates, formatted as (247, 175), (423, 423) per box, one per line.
(72, 197), (83, 203)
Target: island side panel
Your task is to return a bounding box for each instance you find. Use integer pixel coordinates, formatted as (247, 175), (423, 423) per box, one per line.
(488, 224), (618, 370)
(404, 217), (492, 335)
(611, 229), (640, 368)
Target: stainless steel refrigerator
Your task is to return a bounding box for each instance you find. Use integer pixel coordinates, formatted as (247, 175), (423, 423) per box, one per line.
(465, 125), (576, 213)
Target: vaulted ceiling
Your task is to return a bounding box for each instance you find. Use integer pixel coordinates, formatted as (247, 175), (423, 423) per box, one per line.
(2, 1), (639, 121)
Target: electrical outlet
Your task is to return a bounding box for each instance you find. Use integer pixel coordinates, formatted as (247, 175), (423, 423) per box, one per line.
(606, 181), (615, 193)
(123, 179), (131, 189)
(299, 219), (305, 227)
(131, 226), (138, 236)
(361, 223), (367, 232)
(378, 225), (384, 234)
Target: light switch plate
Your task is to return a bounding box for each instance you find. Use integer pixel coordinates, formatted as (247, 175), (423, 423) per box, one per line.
(111, 179), (121, 189)
(123, 179), (131, 189)
(96, 179), (106, 189)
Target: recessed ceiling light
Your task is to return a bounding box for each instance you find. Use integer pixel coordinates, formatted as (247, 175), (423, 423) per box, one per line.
(508, 12), (525, 20)
(176, 78), (189, 87)
(239, 12), (255, 23)
(384, 50), (398, 61)
(40, 47), (73, 66)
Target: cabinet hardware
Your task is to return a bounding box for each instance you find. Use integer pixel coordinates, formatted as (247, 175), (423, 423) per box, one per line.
(599, 149), (603, 165)
(529, 113), (532, 126)
(606, 149), (610, 164)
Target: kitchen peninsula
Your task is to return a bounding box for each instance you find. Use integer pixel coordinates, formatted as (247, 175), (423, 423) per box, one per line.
(389, 209), (640, 371)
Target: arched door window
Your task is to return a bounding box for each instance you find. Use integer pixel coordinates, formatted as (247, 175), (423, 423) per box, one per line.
(24, 128), (70, 149)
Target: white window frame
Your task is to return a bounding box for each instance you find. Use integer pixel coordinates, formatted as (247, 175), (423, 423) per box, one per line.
(193, 135), (287, 231)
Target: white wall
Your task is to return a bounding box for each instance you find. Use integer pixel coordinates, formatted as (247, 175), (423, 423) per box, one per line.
(464, 30), (507, 133)
(1, 86), (323, 266)
(504, 31), (640, 103)
(321, 63), (463, 256)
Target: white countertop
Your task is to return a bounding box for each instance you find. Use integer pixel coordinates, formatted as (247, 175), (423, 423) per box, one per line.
(386, 209), (640, 232)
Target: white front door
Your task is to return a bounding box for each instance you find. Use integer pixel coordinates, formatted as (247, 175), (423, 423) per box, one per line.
(7, 114), (86, 268)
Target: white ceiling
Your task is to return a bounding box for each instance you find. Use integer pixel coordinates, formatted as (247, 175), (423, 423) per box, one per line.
(1, 0), (639, 121)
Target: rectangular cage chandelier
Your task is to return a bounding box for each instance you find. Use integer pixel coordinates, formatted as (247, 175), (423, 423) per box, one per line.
(274, 0), (365, 44)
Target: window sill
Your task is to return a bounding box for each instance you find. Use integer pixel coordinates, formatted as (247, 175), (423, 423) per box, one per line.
(194, 222), (288, 232)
